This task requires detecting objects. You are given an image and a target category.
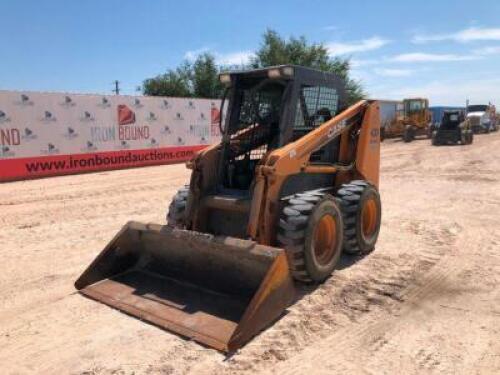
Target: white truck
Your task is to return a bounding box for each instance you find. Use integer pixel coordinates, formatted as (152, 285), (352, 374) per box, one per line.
(466, 104), (497, 133)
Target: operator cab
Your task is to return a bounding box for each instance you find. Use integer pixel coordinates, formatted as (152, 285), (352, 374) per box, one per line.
(441, 110), (464, 130)
(217, 65), (347, 193)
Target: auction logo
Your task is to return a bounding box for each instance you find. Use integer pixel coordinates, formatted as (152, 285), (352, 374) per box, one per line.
(15, 94), (34, 106)
(0, 110), (11, 123)
(41, 110), (57, 123)
(22, 128), (37, 141)
(118, 104), (136, 125)
(63, 127), (79, 139)
(81, 111), (95, 122)
(117, 104), (149, 141)
(0, 145), (15, 158)
(82, 141), (97, 152)
(148, 138), (160, 148)
(41, 143), (59, 155)
(133, 98), (143, 108)
(98, 97), (111, 108)
(118, 140), (130, 149)
(146, 112), (158, 122)
(161, 99), (171, 109)
(160, 125), (172, 135)
(60, 96), (76, 107)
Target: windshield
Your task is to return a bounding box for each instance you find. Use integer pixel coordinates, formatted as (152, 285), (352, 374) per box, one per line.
(220, 78), (286, 191)
(229, 79), (285, 136)
(468, 105), (488, 113)
(405, 100), (425, 112)
(224, 79), (286, 163)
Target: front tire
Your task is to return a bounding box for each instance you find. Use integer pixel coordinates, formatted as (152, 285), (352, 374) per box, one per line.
(166, 185), (189, 228)
(336, 181), (382, 255)
(278, 191), (344, 283)
(403, 126), (414, 143)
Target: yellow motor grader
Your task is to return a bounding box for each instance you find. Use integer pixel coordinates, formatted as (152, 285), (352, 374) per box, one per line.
(382, 98), (432, 142)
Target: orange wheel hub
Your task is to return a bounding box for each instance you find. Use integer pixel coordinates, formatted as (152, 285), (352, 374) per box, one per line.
(361, 198), (378, 238)
(313, 215), (337, 265)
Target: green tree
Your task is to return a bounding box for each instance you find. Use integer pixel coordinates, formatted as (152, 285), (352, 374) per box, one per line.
(143, 62), (192, 97)
(252, 29), (365, 104)
(143, 29), (364, 103)
(192, 53), (224, 98)
(143, 54), (223, 98)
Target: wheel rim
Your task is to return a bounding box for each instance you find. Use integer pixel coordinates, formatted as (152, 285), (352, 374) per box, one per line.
(313, 214), (337, 265)
(361, 198), (378, 239)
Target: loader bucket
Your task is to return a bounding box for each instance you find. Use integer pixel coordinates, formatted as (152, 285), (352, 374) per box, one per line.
(75, 221), (295, 352)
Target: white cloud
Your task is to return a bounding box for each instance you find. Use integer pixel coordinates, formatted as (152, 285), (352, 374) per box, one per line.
(413, 27), (500, 44)
(326, 36), (389, 56)
(374, 68), (414, 77)
(184, 47), (211, 60)
(350, 59), (381, 67)
(184, 48), (253, 66)
(323, 25), (339, 31)
(215, 51), (254, 66)
(473, 45), (500, 55)
(389, 52), (480, 63)
(369, 78), (500, 106)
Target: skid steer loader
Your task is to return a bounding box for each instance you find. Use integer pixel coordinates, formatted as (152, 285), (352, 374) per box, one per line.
(431, 110), (473, 146)
(75, 65), (382, 352)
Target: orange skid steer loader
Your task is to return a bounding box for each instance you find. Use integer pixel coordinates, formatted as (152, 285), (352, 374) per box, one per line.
(75, 65), (382, 352)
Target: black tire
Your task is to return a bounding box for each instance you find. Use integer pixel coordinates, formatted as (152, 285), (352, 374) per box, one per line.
(380, 127), (386, 142)
(166, 185), (189, 228)
(403, 126), (414, 143)
(336, 180), (382, 255)
(467, 131), (474, 144)
(460, 132), (467, 145)
(431, 131), (439, 146)
(277, 190), (344, 283)
(427, 125), (434, 139)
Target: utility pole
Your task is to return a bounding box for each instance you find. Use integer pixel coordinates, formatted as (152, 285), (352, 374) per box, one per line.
(112, 80), (120, 95)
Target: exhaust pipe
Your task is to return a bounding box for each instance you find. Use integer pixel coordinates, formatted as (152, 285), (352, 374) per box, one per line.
(75, 221), (294, 352)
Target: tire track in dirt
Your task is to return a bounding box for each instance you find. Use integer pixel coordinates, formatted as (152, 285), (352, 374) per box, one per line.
(186, 222), (459, 375)
(262, 225), (488, 375)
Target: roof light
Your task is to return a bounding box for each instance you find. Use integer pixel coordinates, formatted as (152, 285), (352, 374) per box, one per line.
(219, 74), (231, 85)
(267, 69), (281, 78)
(281, 66), (294, 77)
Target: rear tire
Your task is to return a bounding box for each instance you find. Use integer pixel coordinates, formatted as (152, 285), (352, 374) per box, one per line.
(336, 181), (382, 255)
(403, 126), (414, 143)
(278, 191), (344, 283)
(467, 131), (474, 144)
(166, 185), (189, 228)
(431, 131), (439, 146)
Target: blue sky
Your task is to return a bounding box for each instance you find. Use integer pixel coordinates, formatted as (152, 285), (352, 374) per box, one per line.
(1, 0), (499, 106)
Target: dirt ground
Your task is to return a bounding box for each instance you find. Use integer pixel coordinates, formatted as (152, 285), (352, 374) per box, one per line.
(1, 132), (499, 375)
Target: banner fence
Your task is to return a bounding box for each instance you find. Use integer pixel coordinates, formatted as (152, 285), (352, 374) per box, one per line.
(0, 91), (222, 181)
